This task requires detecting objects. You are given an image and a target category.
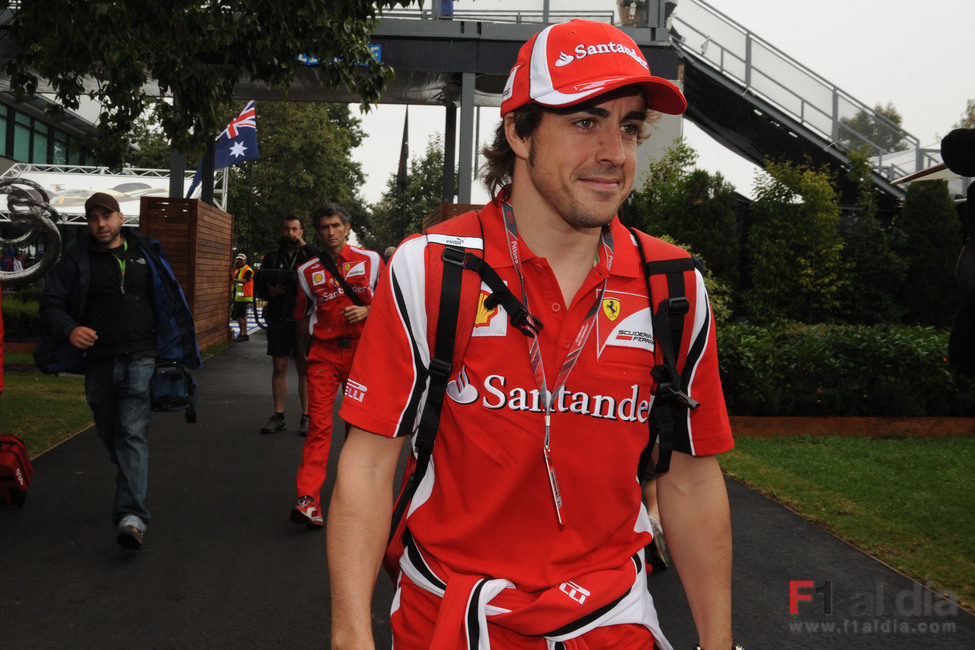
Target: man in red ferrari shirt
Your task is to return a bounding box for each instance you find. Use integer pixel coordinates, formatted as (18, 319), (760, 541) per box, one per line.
(327, 20), (738, 650)
(289, 203), (383, 528)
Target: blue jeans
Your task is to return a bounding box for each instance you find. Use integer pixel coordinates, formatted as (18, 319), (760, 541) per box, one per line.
(85, 356), (155, 526)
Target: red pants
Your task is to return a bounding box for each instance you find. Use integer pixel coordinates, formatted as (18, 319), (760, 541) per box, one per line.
(295, 342), (356, 501)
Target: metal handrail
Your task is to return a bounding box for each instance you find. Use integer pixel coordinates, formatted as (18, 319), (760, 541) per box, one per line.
(671, 0), (938, 183)
(380, 7), (617, 25)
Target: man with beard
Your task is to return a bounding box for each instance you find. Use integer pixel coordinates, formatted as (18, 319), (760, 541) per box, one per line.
(327, 20), (737, 650)
(39, 192), (199, 549)
(255, 215), (316, 435)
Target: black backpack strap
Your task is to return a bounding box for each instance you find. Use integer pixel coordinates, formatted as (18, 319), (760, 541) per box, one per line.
(441, 247), (543, 337)
(388, 239), (541, 544)
(388, 244), (466, 542)
(629, 228), (701, 478)
(318, 252), (366, 306)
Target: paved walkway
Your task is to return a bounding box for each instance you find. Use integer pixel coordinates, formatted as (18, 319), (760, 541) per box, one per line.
(2, 329), (973, 648)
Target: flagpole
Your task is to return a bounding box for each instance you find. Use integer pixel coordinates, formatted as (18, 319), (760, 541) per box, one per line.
(246, 159), (254, 226)
(201, 139), (215, 206)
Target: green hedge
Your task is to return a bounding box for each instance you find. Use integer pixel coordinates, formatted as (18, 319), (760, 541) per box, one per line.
(717, 323), (975, 416)
(1, 291), (42, 339)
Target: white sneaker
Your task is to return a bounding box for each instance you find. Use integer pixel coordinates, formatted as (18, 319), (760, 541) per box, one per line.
(116, 514), (147, 550)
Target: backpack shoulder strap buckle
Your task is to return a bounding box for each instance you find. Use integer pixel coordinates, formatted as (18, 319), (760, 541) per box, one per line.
(662, 296), (689, 316)
(441, 246), (469, 267)
(427, 357), (452, 380)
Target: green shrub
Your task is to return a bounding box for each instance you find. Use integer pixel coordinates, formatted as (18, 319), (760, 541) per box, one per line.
(717, 323), (975, 416)
(1, 292), (42, 339)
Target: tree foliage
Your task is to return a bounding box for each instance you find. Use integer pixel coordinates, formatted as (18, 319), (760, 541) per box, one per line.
(742, 160), (849, 324)
(839, 102), (907, 153)
(623, 140), (740, 291)
(955, 99), (975, 129)
(5, 0), (408, 166)
(226, 102), (366, 258)
(123, 109), (197, 169)
(891, 180), (963, 328)
(358, 135), (450, 253)
(835, 152), (907, 324)
(654, 235), (733, 328)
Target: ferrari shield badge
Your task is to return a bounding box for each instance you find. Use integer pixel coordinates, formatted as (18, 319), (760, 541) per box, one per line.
(602, 298), (621, 321)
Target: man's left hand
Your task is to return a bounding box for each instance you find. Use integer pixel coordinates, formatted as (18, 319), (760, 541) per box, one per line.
(342, 305), (369, 324)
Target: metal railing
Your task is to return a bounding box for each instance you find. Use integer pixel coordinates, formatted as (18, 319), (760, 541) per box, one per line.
(380, 2), (616, 25)
(670, 0), (939, 184)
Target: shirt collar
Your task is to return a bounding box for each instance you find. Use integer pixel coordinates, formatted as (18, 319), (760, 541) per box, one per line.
(333, 243), (351, 262)
(479, 200), (640, 279)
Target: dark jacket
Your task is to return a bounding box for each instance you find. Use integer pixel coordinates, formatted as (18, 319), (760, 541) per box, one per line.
(255, 245), (316, 323)
(36, 230), (201, 374)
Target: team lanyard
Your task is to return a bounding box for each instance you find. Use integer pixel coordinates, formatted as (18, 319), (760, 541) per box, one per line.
(113, 238), (128, 294)
(500, 202), (615, 526)
(282, 248), (299, 270)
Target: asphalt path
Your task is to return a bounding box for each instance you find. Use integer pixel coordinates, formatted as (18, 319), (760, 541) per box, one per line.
(2, 329), (973, 648)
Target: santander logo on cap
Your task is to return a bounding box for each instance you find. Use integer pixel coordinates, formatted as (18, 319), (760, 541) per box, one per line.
(555, 41), (649, 70)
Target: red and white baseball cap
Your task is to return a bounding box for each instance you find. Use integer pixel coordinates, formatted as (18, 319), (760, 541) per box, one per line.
(501, 19), (687, 116)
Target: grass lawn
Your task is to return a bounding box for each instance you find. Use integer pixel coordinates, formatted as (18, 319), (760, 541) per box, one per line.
(1, 368), (91, 458)
(720, 435), (975, 611)
(2, 344), (226, 459)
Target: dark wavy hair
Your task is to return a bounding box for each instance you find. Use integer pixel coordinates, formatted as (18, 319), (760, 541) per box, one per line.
(480, 104), (545, 199)
(311, 202), (350, 228)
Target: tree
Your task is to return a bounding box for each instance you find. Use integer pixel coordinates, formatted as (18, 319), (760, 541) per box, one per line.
(839, 102), (907, 153)
(123, 108), (196, 169)
(358, 135), (451, 253)
(892, 180), (963, 328)
(623, 140), (741, 292)
(834, 152), (907, 324)
(5, 1), (408, 166)
(742, 160), (849, 324)
(955, 99), (975, 129)
(226, 102), (366, 258)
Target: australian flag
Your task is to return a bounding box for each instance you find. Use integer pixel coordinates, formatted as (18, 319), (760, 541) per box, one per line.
(186, 100), (259, 197)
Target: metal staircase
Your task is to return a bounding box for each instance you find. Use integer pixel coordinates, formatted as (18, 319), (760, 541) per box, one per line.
(670, 0), (940, 203)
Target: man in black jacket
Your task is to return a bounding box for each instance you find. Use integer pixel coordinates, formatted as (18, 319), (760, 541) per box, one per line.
(39, 192), (200, 550)
(255, 215), (316, 435)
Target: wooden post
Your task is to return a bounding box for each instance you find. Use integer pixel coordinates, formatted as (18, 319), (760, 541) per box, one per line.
(139, 197), (235, 352)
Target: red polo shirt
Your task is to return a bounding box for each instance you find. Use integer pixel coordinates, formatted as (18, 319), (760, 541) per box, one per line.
(340, 202), (733, 591)
(294, 244), (384, 359)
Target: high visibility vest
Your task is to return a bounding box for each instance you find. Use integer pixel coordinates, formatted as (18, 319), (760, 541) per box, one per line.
(234, 265), (254, 302)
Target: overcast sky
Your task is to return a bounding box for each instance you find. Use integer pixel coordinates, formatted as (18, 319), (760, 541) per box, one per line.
(350, 0), (974, 205)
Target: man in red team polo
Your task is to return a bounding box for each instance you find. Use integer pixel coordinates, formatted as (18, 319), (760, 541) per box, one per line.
(290, 203), (383, 527)
(328, 20), (738, 650)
